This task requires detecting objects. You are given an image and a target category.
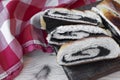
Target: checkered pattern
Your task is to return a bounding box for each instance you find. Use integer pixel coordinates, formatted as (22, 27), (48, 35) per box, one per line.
(0, 0), (96, 80)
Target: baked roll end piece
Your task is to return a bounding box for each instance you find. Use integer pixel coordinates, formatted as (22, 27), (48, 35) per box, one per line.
(57, 36), (120, 66)
(92, 0), (120, 44)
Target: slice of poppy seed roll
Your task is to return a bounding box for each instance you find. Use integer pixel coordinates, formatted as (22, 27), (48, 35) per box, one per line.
(57, 36), (120, 66)
(47, 25), (110, 45)
(42, 8), (102, 32)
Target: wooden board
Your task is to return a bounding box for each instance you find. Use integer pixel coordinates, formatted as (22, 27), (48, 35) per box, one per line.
(62, 57), (120, 80)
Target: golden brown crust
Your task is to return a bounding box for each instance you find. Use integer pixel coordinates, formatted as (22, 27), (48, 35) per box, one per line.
(99, 7), (120, 30)
(98, 0), (112, 6)
(40, 16), (46, 30)
(112, 0), (120, 14)
(97, 0), (120, 16)
(96, 0), (120, 30)
(105, 11), (120, 30)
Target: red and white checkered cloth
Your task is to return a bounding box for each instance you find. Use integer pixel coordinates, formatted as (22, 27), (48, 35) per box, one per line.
(0, 0), (96, 80)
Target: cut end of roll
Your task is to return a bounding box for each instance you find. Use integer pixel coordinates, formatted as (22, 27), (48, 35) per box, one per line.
(47, 24), (110, 45)
(57, 36), (120, 66)
(43, 8), (102, 32)
(92, 0), (120, 44)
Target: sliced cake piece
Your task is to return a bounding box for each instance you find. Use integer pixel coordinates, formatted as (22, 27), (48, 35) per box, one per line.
(42, 8), (102, 32)
(57, 36), (120, 66)
(47, 25), (109, 45)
